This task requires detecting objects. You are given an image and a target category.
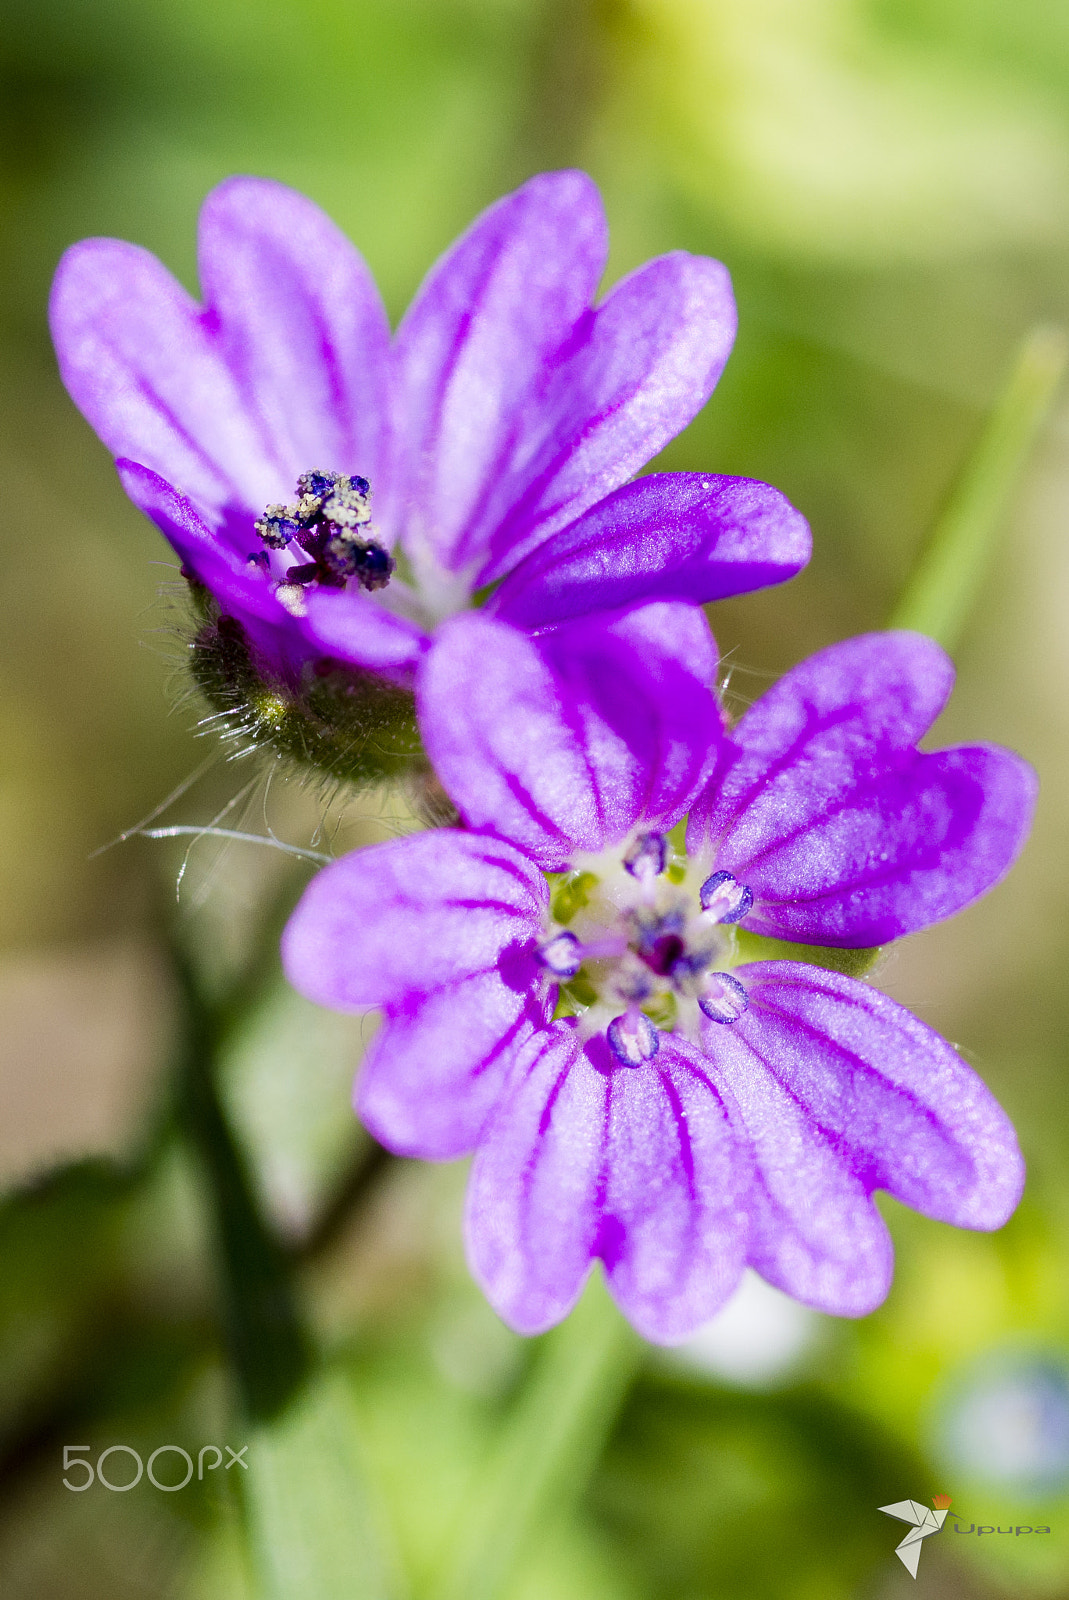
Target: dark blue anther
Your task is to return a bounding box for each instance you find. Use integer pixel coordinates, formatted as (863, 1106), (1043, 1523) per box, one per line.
(607, 1012), (659, 1066)
(538, 931), (582, 979)
(698, 971), (749, 1024)
(624, 830), (668, 879)
(254, 506), (301, 548)
(699, 870), (754, 924)
(353, 543), (394, 592)
(297, 469), (342, 499)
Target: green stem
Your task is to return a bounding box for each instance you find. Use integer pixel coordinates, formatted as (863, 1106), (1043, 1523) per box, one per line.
(432, 1275), (642, 1600)
(889, 324), (1067, 651)
(173, 945), (311, 1422)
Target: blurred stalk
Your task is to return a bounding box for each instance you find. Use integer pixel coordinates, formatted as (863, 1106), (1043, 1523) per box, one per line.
(175, 937), (404, 1598)
(432, 1275), (642, 1600)
(244, 1366), (404, 1600)
(889, 324), (1067, 651)
(173, 944), (310, 1423)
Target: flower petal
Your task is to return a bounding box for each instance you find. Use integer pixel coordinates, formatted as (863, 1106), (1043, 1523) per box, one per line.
(52, 179), (393, 523)
(197, 178), (394, 526)
(466, 1025), (749, 1342)
(51, 239), (282, 512)
(391, 171), (608, 576)
(281, 830), (548, 1009)
(418, 606), (723, 868)
(302, 587), (431, 679)
(357, 971), (545, 1160)
(488, 473), (810, 631)
(689, 632), (1037, 945)
(116, 459), (309, 674)
(705, 961), (1024, 1314)
(478, 251), (738, 584)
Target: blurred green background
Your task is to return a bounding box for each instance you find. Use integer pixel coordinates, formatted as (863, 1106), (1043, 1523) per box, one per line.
(2, 0), (1069, 1595)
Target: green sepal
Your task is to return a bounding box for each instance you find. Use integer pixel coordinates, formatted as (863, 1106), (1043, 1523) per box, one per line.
(550, 870), (600, 924)
(188, 606), (424, 789)
(733, 927), (882, 979)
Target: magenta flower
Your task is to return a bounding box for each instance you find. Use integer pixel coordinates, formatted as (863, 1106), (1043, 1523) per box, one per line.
(49, 172), (808, 691)
(282, 617), (1035, 1343)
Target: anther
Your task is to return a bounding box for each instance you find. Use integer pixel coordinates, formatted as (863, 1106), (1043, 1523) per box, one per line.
(607, 1011), (660, 1066)
(297, 469), (343, 500)
(251, 470), (394, 602)
(699, 870), (753, 924)
(624, 831), (668, 880)
(698, 971), (749, 1024)
(539, 931), (583, 980)
(254, 505), (301, 548)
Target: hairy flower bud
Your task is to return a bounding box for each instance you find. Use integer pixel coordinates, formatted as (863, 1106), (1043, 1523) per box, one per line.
(187, 598), (425, 790)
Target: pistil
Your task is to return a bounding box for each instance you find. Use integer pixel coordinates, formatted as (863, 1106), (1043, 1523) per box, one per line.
(543, 834), (756, 1061)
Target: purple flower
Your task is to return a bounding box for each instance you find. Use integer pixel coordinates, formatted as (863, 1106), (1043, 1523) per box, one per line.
(49, 172), (809, 700)
(282, 618), (1035, 1343)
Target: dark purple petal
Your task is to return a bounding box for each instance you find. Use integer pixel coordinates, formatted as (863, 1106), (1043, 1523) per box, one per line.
(418, 606), (723, 868)
(705, 961), (1024, 1315)
(391, 171), (608, 575)
(357, 971), (547, 1160)
(117, 460), (262, 611)
(688, 632), (1037, 945)
(52, 239), (278, 511)
(117, 460), (312, 673)
(478, 251), (738, 584)
(302, 587), (431, 679)
(281, 830), (548, 1009)
(466, 1024), (749, 1342)
(197, 178), (394, 529)
(488, 473), (810, 631)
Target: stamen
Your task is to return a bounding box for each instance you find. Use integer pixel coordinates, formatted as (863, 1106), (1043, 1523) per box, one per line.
(539, 931), (582, 979)
(623, 830), (668, 880)
(698, 971), (749, 1024)
(699, 869), (753, 924)
(254, 505), (301, 548)
(607, 1010), (659, 1066)
(250, 471), (394, 603)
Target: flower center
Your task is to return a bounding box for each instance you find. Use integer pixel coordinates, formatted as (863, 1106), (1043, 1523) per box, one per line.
(538, 831), (753, 1066)
(250, 470), (394, 616)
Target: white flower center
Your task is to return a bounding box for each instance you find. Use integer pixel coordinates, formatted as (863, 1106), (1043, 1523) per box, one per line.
(539, 830), (752, 1064)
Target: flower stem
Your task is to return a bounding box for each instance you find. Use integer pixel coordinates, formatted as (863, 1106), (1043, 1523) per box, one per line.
(889, 324), (1067, 652)
(173, 944), (311, 1422)
(432, 1274), (643, 1600)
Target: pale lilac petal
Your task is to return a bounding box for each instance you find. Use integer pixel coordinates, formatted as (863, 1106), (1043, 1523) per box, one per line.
(466, 1025), (749, 1342)
(489, 473), (810, 631)
(51, 179), (394, 526)
(418, 606), (723, 868)
(689, 633), (1037, 945)
(705, 962), (1024, 1314)
(281, 831), (547, 1008)
(197, 178), (394, 526)
(467, 1026), (603, 1333)
(598, 1036), (750, 1343)
(478, 252), (738, 583)
(357, 971), (546, 1160)
(391, 171), (608, 575)
(51, 239), (283, 512)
